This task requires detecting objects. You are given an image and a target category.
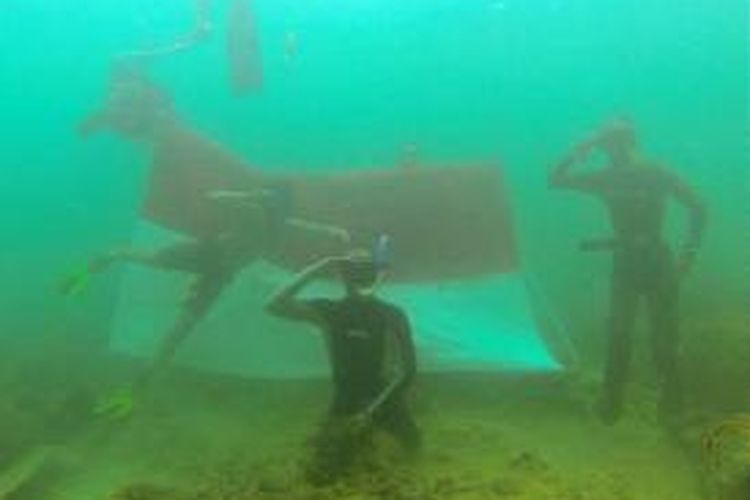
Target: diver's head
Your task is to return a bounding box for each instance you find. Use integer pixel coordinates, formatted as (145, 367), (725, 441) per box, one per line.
(596, 117), (637, 165)
(338, 250), (384, 297)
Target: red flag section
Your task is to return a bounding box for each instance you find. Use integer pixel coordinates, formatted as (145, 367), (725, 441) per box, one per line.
(142, 128), (517, 282)
(227, 0), (263, 94)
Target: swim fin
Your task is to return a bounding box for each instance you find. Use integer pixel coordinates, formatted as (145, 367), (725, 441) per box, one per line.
(93, 386), (136, 421)
(58, 266), (92, 297)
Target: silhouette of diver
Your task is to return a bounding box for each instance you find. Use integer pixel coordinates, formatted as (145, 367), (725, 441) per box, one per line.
(549, 118), (707, 425)
(78, 185), (348, 418)
(266, 250), (420, 484)
(72, 1), (348, 418)
(75, 102), (349, 416)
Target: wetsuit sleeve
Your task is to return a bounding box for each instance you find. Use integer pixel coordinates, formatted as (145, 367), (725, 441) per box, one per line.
(290, 298), (336, 330)
(150, 240), (220, 274)
(549, 169), (607, 195)
(665, 169), (708, 251)
(391, 308), (417, 392)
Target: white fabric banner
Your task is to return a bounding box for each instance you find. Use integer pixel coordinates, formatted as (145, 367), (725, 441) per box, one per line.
(110, 223), (561, 378)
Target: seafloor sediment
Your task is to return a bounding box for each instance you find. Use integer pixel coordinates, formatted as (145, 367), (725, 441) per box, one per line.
(0, 312), (748, 500)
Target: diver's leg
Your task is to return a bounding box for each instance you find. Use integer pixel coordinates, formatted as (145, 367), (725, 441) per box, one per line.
(96, 240), (214, 274)
(647, 259), (683, 423)
(132, 271), (231, 393)
(305, 414), (370, 486)
(373, 398), (421, 454)
(599, 273), (640, 424)
(62, 244), (207, 296)
(88, 248), (160, 272)
(305, 419), (345, 486)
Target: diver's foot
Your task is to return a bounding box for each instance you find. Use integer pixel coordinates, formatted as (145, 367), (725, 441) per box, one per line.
(94, 386), (136, 421)
(88, 251), (119, 273)
(58, 267), (92, 296)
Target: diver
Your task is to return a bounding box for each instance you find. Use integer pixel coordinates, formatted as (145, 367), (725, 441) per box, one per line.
(265, 248), (420, 484)
(549, 118), (707, 425)
(62, 185), (350, 419)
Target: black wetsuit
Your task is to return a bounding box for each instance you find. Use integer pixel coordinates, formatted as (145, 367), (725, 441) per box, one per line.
(307, 296), (419, 444)
(551, 163), (706, 421)
(303, 295), (420, 483)
(152, 184), (293, 317)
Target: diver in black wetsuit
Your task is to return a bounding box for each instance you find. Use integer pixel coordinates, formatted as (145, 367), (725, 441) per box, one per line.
(265, 251), (420, 484)
(549, 118), (707, 425)
(62, 182), (349, 419)
(72, 55), (349, 418)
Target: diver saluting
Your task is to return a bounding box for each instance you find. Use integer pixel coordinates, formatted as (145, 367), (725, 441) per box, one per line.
(549, 118), (707, 425)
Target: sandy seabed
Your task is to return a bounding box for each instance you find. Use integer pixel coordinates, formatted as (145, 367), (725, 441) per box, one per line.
(1, 345), (722, 500)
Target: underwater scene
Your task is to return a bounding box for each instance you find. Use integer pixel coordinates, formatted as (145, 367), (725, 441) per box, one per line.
(0, 0), (747, 498)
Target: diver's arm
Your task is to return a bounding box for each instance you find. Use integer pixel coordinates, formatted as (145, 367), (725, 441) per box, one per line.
(549, 137), (596, 188)
(548, 134), (611, 194)
(669, 171), (708, 272)
(206, 189), (266, 211)
(364, 312), (417, 417)
(285, 218), (351, 244)
(207, 189), (257, 201)
(88, 246), (206, 274)
(87, 248), (156, 273)
(207, 188), (271, 202)
(265, 257), (338, 325)
(208, 190), (350, 242)
(59, 247), (164, 296)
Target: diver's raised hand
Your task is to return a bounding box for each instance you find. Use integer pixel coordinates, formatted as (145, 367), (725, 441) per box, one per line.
(573, 134), (599, 160)
(327, 227), (351, 245)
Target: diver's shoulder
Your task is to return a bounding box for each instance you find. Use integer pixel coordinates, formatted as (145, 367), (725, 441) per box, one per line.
(377, 298), (408, 320)
(368, 295), (399, 311)
(648, 161), (687, 185)
(634, 155), (673, 171)
(646, 159), (671, 172)
(633, 159), (677, 180)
